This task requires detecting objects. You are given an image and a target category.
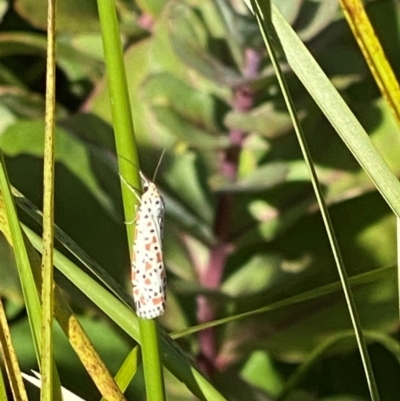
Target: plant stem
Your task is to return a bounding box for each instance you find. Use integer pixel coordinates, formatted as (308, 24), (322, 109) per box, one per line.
(196, 48), (261, 375)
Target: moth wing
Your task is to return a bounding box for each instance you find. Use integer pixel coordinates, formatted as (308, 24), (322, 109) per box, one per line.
(132, 202), (166, 319)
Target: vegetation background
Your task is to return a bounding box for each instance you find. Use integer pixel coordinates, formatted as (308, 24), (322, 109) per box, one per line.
(0, 0), (399, 400)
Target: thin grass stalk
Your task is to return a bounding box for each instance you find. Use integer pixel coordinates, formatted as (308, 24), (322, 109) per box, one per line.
(269, 4), (400, 218)
(171, 265), (393, 339)
(250, 0), (380, 399)
(339, 0), (400, 344)
(96, 1), (165, 399)
(40, 0), (57, 399)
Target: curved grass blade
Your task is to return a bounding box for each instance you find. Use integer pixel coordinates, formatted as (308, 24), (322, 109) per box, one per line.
(0, 189), (126, 400)
(13, 187), (133, 307)
(339, 0), (400, 345)
(339, 0), (400, 122)
(0, 152), (42, 366)
(0, 298), (28, 401)
(278, 330), (399, 401)
(100, 346), (141, 401)
(170, 265), (394, 339)
(53, 296), (127, 401)
(24, 225), (228, 401)
(249, 2), (381, 399)
(268, 4), (400, 218)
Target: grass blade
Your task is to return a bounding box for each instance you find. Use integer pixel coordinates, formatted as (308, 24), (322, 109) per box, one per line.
(0, 189), (126, 400)
(339, 0), (400, 122)
(40, 0), (57, 399)
(171, 265), (393, 338)
(0, 153), (42, 365)
(100, 346), (140, 398)
(0, 298), (28, 401)
(24, 224), (228, 401)
(269, 4), (400, 218)
(96, 0), (165, 399)
(249, 1), (380, 399)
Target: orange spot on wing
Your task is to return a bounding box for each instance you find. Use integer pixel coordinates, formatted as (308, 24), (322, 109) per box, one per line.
(152, 296), (164, 305)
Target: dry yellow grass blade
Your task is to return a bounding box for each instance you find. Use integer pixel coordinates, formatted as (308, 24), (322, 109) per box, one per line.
(0, 194), (127, 401)
(0, 298), (29, 401)
(340, 0), (400, 123)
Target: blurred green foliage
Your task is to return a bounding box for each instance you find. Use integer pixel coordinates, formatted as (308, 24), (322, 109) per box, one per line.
(0, 0), (400, 400)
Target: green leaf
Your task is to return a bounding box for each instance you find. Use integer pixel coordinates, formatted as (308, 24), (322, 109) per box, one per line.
(15, 0), (100, 33)
(166, 2), (241, 87)
(241, 350), (283, 396)
(0, 120), (113, 213)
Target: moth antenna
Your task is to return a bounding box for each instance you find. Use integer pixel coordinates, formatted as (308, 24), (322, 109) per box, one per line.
(152, 148), (166, 182)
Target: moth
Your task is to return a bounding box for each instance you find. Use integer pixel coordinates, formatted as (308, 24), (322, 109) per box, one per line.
(131, 172), (166, 319)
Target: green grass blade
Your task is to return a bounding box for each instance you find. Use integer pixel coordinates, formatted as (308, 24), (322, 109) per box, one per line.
(138, 320), (165, 401)
(24, 225), (228, 401)
(13, 187), (132, 307)
(0, 155), (63, 401)
(11, 188), (127, 400)
(0, 152), (42, 362)
(96, 0), (140, 228)
(278, 330), (395, 401)
(100, 346), (140, 399)
(96, 1), (165, 399)
(249, 1), (380, 399)
(16, 186), (223, 399)
(171, 265), (393, 338)
(269, 4), (400, 218)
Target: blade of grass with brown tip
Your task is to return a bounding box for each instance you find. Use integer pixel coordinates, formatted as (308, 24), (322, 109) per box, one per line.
(0, 189), (126, 400)
(0, 298), (29, 401)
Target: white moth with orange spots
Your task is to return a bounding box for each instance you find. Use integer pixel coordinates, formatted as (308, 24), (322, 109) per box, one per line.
(131, 172), (166, 319)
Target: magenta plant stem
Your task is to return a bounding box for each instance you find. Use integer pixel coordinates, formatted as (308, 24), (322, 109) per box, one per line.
(197, 48), (261, 375)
